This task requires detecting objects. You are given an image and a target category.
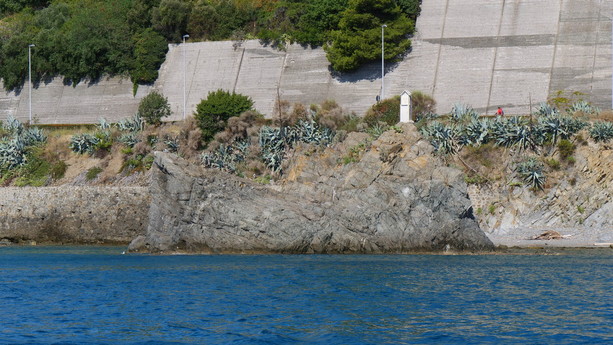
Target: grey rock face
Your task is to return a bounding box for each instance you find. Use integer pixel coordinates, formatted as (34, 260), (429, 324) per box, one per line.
(129, 123), (494, 253)
(0, 187), (149, 244)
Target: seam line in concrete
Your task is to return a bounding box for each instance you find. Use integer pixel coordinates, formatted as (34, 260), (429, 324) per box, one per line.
(187, 49), (200, 112)
(548, 0), (564, 99)
(486, 0), (506, 115)
(588, 0), (603, 103)
(233, 47), (246, 93)
(432, 0), (450, 97)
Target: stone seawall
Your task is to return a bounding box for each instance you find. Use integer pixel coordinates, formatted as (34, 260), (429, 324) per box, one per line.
(0, 187), (150, 244)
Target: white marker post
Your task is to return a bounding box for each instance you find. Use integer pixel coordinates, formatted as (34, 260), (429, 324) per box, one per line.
(400, 90), (412, 123)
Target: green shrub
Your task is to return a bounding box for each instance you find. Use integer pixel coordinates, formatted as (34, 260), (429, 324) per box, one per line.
(196, 89), (254, 143)
(411, 90), (436, 119)
(364, 96), (400, 126)
(488, 204), (496, 215)
(49, 161), (67, 180)
(138, 91), (172, 125)
(557, 139), (575, 160)
(545, 158), (560, 170)
(86, 167), (103, 180)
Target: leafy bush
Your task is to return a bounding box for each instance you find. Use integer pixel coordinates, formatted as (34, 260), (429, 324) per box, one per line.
(364, 96), (400, 126)
(410, 90), (436, 119)
(86, 167), (103, 180)
(131, 29), (169, 85)
(195, 89), (254, 143)
(138, 91), (172, 125)
(557, 139), (575, 160)
(324, 0), (414, 72)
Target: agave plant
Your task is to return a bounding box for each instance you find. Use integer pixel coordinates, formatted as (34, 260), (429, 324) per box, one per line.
(589, 122), (613, 142)
(537, 115), (567, 144)
(163, 136), (179, 153)
(450, 103), (478, 123)
(201, 139), (250, 173)
(118, 133), (140, 148)
(69, 133), (100, 154)
(496, 124), (537, 151)
(567, 101), (599, 115)
(2, 115), (23, 135)
(533, 103), (560, 117)
(117, 113), (145, 132)
(366, 123), (388, 139)
(97, 117), (111, 130)
(21, 127), (47, 146)
(462, 118), (491, 147)
(515, 157), (546, 190)
(0, 138), (28, 169)
(421, 121), (460, 155)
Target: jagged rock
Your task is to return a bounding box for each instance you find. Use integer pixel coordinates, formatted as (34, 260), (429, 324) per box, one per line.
(129, 123), (494, 253)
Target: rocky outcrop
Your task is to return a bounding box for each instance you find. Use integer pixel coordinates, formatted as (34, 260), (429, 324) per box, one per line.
(0, 187), (149, 244)
(468, 143), (613, 246)
(129, 123), (494, 253)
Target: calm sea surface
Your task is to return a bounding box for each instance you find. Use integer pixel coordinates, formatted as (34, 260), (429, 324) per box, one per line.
(0, 246), (610, 345)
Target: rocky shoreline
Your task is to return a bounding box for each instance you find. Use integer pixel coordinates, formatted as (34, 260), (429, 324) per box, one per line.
(1, 123), (611, 251)
(128, 124), (494, 254)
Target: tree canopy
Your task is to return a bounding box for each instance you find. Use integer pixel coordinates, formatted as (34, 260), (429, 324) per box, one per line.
(0, 0), (421, 90)
(324, 0), (414, 72)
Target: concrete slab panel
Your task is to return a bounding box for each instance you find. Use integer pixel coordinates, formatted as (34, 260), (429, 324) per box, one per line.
(443, 1), (502, 38)
(415, 0), (448, 39)
(488, 70), (551, 114)
(495, 45), (555, 71)
(500, 0), (561, 36)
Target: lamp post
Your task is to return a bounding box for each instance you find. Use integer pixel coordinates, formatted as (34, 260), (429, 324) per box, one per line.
(182, 34), (189, 120)
(28, 44), (35, 124)
(381, 24), (387, 100)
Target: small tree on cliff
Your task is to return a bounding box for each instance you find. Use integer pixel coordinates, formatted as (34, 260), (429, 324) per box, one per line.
(138, 91), (172, 126)
(195, 89), (254, 143)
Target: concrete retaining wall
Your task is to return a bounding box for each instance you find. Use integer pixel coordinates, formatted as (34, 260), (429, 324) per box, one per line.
(0, 0), (611, 124)
(0, 187), (149, 244)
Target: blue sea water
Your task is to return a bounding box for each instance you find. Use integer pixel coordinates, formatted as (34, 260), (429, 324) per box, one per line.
(0, 247), (611, 345)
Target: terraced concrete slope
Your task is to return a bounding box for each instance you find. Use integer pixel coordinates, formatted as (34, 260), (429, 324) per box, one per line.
(1, 0), (611, 124)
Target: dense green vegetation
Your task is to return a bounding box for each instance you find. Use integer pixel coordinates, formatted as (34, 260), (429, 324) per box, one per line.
(195, 89), (254, 143)
(0, 0), (421, 90)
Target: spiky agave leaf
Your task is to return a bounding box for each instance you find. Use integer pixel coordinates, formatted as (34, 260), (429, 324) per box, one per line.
(589, 122), (613, 142)
(69, 133), (100, 154)
(450, 103), (478, 123)
(516, 157), (546, 190)
(567, 101), (599, 115)
(533, 103), (560, 117)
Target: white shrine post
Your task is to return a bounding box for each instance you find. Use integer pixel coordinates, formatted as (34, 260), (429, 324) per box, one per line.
(400, 90), (412, 123)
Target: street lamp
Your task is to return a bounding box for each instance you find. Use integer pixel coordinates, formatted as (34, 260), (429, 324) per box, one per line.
(182, 34), (189, 121)
(28, 44), (35, 124)
(381, 24), (387, 100)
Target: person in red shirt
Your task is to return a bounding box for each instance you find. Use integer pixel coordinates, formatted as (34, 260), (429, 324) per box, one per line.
(496, 107), (504, 116)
